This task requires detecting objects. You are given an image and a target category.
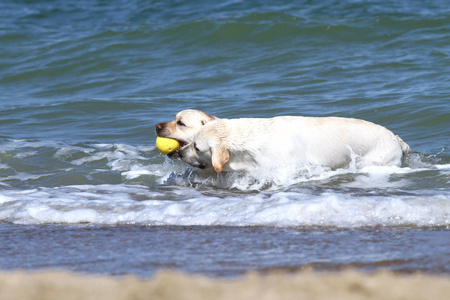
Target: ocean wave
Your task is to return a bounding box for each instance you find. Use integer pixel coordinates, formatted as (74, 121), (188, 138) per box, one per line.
(0, 139), (448, 227)
(3, 4), (448, 98)
(0, 183), (448, 227)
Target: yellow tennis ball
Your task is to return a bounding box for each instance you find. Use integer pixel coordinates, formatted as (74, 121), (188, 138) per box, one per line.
(156, 137), (180, 155)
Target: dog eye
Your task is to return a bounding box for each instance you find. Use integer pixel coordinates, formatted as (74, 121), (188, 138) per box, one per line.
(194, 143), (200, 152)
(177, 120), (186, 127)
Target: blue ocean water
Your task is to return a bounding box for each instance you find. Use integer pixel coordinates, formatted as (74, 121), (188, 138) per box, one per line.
(0, 0), (449, 276)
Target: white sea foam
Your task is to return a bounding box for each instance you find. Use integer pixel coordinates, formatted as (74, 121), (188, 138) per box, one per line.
(159, 162), (429, 191)
(0, 139), (448, 228)
(0, 184), (448, 227)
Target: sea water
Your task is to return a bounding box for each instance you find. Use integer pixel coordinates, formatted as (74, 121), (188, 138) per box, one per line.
(0, 0), (449, 277)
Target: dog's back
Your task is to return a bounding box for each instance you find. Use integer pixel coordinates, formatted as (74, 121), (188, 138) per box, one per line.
(186, 116), (410, 172)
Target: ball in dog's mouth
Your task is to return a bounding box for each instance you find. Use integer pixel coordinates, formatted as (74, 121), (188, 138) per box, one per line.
(166, 140), (186, 159)
(155, 137), (181, 155)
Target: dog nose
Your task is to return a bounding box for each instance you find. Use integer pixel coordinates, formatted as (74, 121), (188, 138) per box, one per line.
(155, 123), (162, 132)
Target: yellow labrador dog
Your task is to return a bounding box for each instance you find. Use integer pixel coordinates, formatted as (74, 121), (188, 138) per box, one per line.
(155, 109), (217, 158)
(157, 110), (411, 172)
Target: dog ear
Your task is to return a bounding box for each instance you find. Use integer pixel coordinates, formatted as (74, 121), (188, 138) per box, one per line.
(201, 113), (218, 125)
(211, 146), (230, 173)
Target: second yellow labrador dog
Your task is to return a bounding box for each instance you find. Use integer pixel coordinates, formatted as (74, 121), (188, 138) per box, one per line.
(157, 110), (411, 172)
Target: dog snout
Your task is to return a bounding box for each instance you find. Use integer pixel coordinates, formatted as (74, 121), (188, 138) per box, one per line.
(155, 123), (163, 134)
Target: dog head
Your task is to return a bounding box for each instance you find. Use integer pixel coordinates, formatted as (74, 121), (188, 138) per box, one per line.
(178, 121), (230, 173)
(155, 109), (217, 157)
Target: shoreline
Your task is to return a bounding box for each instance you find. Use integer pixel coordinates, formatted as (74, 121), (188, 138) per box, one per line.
(1, 270), (448, 300)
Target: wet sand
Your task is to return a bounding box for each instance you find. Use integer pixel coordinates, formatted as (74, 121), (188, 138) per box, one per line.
(1, 270), (448, 300)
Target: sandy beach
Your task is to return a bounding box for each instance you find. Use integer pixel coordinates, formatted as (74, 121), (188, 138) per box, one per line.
(1, 270), (448, 300)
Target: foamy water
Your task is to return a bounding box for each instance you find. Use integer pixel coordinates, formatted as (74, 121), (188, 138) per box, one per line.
(1, 139), (448, 228)
(1, 184), (448, 227)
